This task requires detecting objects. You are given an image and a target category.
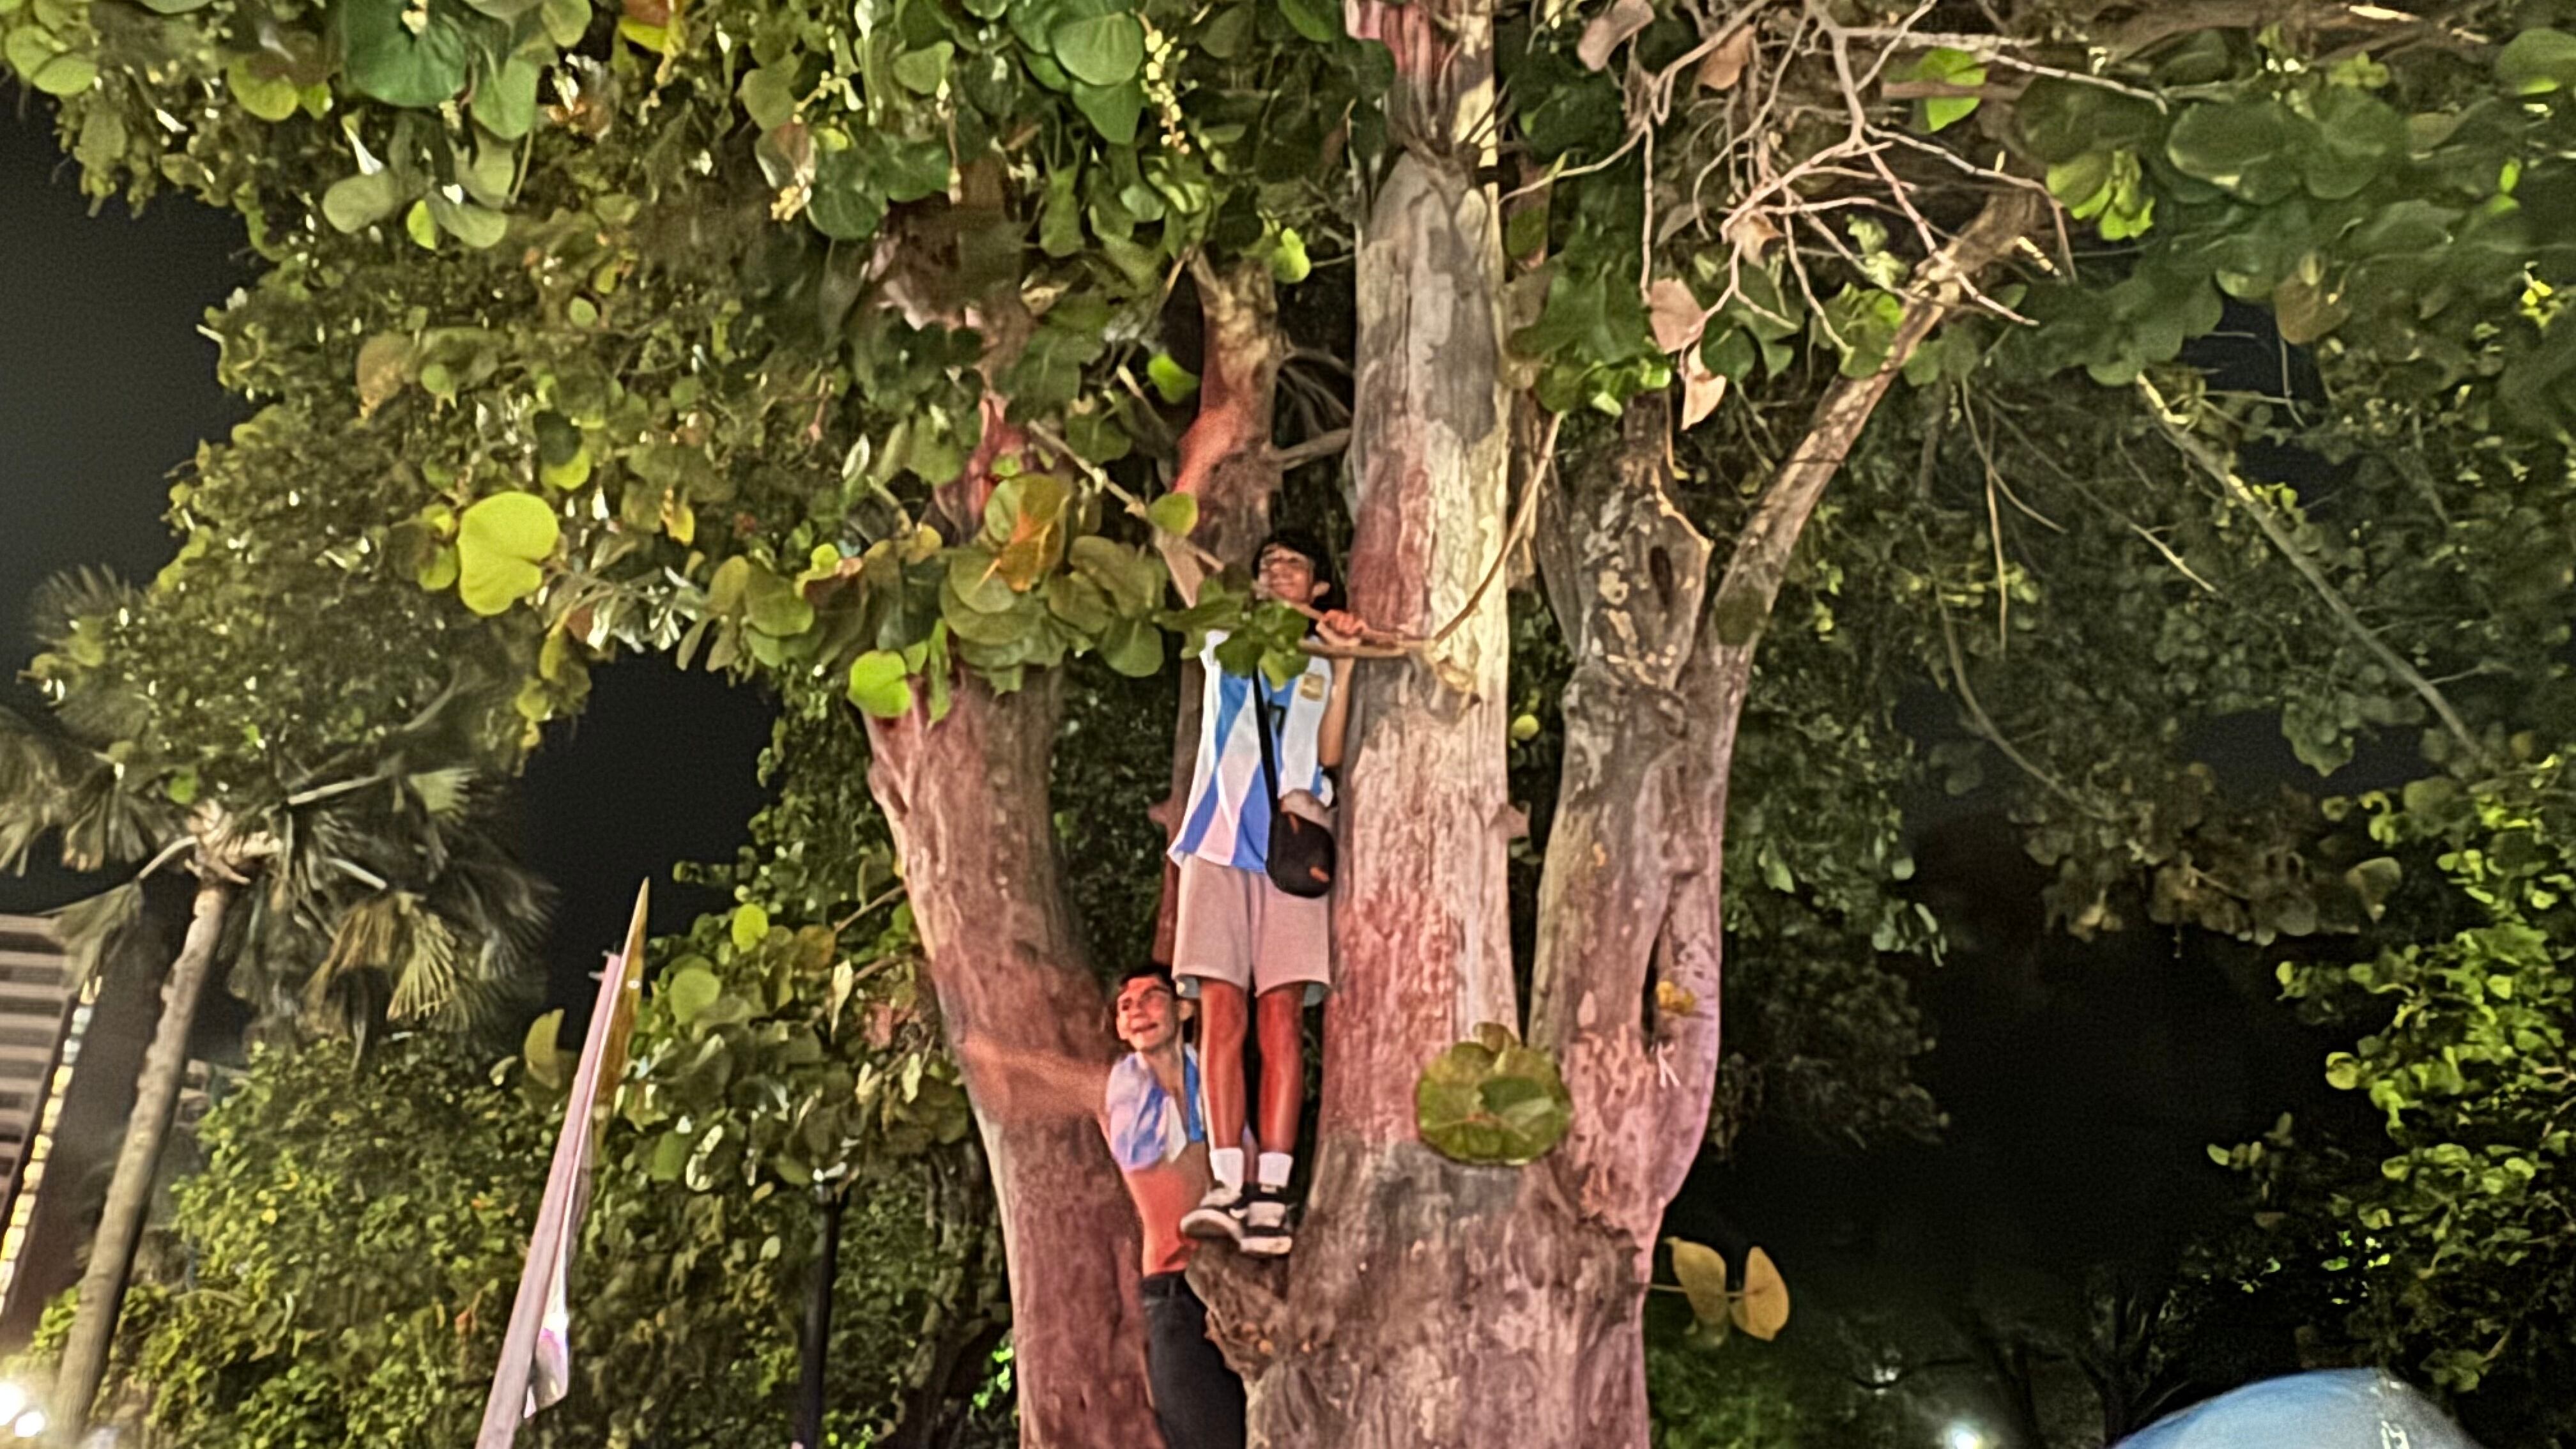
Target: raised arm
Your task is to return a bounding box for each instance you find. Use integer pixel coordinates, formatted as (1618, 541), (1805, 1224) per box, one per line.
(954, 1031), (1111, 1126)
(1314, 611), (1364, 769)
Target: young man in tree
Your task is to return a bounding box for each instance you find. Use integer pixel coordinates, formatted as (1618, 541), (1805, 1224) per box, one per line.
(958, 965), (1246, 1449)
(1167, 530), (1363, 1256)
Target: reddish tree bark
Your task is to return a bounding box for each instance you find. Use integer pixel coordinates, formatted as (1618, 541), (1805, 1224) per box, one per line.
(1188, 130), (2038, 1439)
(865, 675), (1150, 1449)
(1153, 258), (1289, 962)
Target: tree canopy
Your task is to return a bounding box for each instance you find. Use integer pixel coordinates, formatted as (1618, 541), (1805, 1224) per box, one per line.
(10, 0), (2576, 1442)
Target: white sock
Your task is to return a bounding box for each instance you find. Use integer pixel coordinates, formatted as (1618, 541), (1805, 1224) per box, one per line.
(1257, 1152), (1293, 1192)
(1209, 1146), (1245, 1192)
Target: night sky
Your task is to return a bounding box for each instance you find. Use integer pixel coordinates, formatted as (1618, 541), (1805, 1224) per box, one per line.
(0, 92), (771, 1008)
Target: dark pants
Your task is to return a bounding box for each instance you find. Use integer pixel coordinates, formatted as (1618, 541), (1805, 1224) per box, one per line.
(1141, 1271), (1246, 1449)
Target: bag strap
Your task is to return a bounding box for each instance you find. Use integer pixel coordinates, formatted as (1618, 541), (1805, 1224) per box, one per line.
(1253, 672), (1284, 811)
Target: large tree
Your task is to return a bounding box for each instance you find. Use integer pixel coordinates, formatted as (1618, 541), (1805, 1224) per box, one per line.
(12, 1), (2576, 1445)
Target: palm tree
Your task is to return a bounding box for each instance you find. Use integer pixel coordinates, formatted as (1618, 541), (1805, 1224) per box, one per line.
(0, 571), (551, 1438)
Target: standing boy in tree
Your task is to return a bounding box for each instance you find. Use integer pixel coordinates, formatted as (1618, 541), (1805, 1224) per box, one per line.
(958, 966), (1245, 1449)
(1168, 530), (1363, 1256)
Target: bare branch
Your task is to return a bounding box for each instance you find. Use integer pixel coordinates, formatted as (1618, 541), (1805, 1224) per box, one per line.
(2137, 375), (2487, 762)
(1271, 427), (1353, 471)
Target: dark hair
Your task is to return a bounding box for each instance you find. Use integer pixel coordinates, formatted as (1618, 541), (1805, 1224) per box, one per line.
(1119, 963), (1177, 993)
(1255, 528), (1337, 601)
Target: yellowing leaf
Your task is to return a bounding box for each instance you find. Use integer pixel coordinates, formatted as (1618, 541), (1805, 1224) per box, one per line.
(1667, 1238), (1730, 1326)
(356, 334), (414, 419)
(1734, 1246), (1791, 1340)
(523, 1008), (566, 1088)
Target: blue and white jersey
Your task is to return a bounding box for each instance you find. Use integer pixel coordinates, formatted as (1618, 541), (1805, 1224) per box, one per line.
(1169, 631), (1335, 871)
(1103, 1046), (1204, 1172)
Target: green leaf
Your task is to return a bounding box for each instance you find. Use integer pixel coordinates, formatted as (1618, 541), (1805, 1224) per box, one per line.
(2345, 857), (2402, 922)
(429, 194), (509, 249)
(728, 903), (771, 952)
(1070, 535), (1163, 614)
(1905, 46), (1986, 134)
(2497, 27), (2576, 95)
(1071, 79), (1144, 144)
(455, 492), (558, 614)
(742, 566), (815, 638)
(846, 650), (917, 718)
(523, 1008), (565, 1087)
(1053, 12), (1144, 86)
(1063, 407), (1131, 464)
(1147, 491), (1199, 537)
(323, 171), (402, 233)
(893, 41), (952, 94)
(473, 55), (542, 140)
(1414, 1029), (1574, 1165)
(877, 136), (953, 203)
(1276, 0), (1337, 42)
(539, 0), (588, 47)
(1266, 226), (1311, 284)
(2014, 76), (2163, 165)
(1147, 353), (1200, 404)
(808, 144), (887, 241)
(417, 544), (460, 591)
(648, 1129), (689, 1181)
(226, 54), (302, 120)
(1100, 617), (1163, 676)
(2165, 98), (2294, 193)
(1200, 3), (1254, 58)
(6, 29), (95, 95)
(666, 963), (723, 1022)
(739, 64), (801, 129)
(341, 0), (473, 107)
(1039, 165), (1085, 257)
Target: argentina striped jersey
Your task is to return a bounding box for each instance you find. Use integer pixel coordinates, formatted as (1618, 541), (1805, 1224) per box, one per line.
(1169, 631), (1335, 870)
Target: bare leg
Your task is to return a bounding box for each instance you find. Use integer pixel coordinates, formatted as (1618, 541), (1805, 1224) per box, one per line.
(1254, 986), (1303, 1156)
(1197, 979), (1250, 1156)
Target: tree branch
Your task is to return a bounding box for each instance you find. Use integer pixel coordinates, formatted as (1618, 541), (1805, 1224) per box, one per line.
(1643, 188), (2042, 1204)
(2136, 376), (2486, 763)
(1706, 190), (2043, 650)
(1270, 427), (1353, 471)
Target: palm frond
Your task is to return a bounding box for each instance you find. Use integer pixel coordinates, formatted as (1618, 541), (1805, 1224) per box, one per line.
(384, 904), (464, 1023)
(26, 567), (142, 645)
(50, 878), (146, 992)
(52, 680), (157, 752)
(404, 767), (477, 822)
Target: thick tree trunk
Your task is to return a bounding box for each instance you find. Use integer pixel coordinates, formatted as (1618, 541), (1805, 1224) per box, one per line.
(55, 871), (231, 1438)
(865, 677), (1150, 1449)
(1202, 1), (1564, 1436)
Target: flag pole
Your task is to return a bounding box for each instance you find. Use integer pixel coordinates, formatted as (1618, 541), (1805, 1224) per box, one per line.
(477, 881), (651, 1448)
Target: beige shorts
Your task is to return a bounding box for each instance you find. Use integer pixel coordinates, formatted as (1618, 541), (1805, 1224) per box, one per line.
(1172, 854), (1333, 1005)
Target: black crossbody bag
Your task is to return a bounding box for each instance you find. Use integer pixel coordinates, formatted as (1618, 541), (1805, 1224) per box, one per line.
(1254, 692), (1337, 898)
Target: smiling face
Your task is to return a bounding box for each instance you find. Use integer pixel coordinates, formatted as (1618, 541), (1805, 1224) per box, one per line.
(1253, 542), (1326, 606)
(1113, 973), (1183, 1054)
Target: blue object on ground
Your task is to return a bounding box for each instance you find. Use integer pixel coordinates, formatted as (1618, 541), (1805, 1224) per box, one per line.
(2114, 1370), (2482, 1448)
